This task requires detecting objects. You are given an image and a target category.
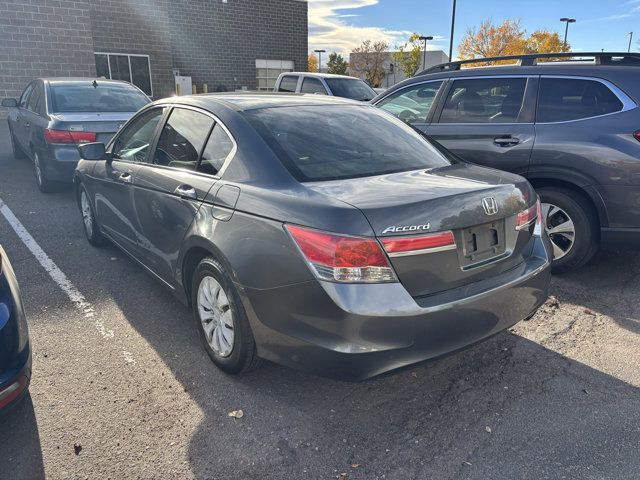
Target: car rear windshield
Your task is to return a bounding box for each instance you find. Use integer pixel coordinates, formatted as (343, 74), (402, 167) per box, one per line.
(324, 78), (376, 101)
(50, 83), (149, 113)
(245, 105), (450, 182)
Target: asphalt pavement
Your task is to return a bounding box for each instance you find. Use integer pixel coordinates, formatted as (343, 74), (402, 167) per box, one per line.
(1, 123), (639, 480)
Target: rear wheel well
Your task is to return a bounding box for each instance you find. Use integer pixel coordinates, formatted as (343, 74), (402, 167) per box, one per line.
(182, 247), (215, 306)
(527, 178), (602, 229)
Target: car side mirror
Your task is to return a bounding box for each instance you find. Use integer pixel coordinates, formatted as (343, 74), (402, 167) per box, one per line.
(78, 142), (106, 161)
(1, 98), (18, 108)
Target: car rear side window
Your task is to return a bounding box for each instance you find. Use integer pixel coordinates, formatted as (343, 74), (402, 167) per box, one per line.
(199, 124), (234, 176)
(245, 105), (450, 182)
(378, 81), (443, 125)
(278, 75), (298, 92)
(153, 108), (214, 170)
(440, 77), (527, 123)
(50, 83), (149, 113)
(537, 78), (624, 123)
(300, 77), (327, 95)
(113, 108), (164, 163)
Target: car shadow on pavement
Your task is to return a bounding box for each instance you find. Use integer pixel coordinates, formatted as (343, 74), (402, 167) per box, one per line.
(96, 260), (640, 480)
(0, 394), (46, 479)
(550, 248), (640, 335)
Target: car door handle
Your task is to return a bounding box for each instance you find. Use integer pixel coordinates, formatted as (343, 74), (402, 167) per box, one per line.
(493, 136), (519, 146)
(119, 172), (132, 183)
(174, 185), (197, 200)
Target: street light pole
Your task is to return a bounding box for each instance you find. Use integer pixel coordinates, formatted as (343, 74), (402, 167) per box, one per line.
(448, 0), (457, 61)
(560, 18), (576, 49)
(314, 49), (326, 72)
(629, 32), (634, 53)
(418, 35), (433, 70)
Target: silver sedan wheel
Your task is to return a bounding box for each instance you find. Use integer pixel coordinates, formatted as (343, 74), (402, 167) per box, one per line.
(197, 276), (235, 357)
(80, 190), (93, 238)
(542, 202), (575, 260)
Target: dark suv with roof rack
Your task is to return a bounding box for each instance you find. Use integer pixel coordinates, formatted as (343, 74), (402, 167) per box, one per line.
(372, 52), (640, 272)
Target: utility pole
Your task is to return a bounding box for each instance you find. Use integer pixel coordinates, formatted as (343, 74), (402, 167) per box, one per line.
(560, 18), (576, 49)
(448, 0), (457, 61)
(314, 49), (326, 72)
(418, 36), (433, 70)
(629, 32), (634, 53)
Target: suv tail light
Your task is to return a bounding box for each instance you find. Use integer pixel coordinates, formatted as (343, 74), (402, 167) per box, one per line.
(44, 129), (96, 144)
(286, 225), (397, 283)
(516, 199), (540, 231)
(381, 231), (456, 256)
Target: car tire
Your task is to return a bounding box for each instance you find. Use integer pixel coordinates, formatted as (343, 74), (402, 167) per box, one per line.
(537, 187), (599, 274)
(9, 128), (26, 159)
(33, 151), (57, 193)
(78, 185), (106, 247)
(191, 257), (262, 374)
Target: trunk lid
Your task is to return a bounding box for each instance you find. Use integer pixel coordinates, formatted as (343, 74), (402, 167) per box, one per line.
(306, 164), (537, 297)
(49, 112), (135, 143)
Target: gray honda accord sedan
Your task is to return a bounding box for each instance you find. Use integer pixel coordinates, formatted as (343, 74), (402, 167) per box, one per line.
(73, 93), (552, 380)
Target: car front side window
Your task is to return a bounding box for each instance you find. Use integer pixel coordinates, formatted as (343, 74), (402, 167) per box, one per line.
(112, 108), (164, 163)
(378, 81), (443, 124)
(439, 77), (527, 124)
(19, 83), (34, 109)
(153, 108), (214, 171)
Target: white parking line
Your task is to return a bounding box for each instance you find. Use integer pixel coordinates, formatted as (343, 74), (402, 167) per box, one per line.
(0, 198), (135, 364)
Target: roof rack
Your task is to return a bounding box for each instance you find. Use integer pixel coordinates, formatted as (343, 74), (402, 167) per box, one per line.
(416, 52), (640, 76)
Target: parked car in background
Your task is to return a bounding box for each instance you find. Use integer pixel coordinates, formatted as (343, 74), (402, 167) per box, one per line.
(73, 93), (551, 380)
(2, 78), (150, 192)
(274, 73), (377, 101)
(0, 246), (31, 413)
(373, 52), (640, 272)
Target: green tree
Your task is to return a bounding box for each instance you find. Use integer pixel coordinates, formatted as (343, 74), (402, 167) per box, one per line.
(392, 33), (423, 78)
(326, 52), (348, 75)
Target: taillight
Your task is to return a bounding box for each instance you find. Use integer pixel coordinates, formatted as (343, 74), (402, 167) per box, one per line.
(0, 375), (28, 409)
(44, 129), (96, 144)
(533, 198), (543, 236)
(286, 224), (397, 283)
(516, 199), (539, 230)
(381, 231), (456, 256)
(634, 130), (640, 142)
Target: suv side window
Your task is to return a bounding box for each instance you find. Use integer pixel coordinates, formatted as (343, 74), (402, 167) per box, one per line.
(278, 75), (299, 93)
(300, 77), (327, 95)
(113, 108), (164, 163)
(19, 83), (34, 109)
(537, 77), (624, 123)
(153, 108), (214, 170)
(199, 124), (234, 176)
(378, 81), (443, 124)
(440, 77), (527, 123)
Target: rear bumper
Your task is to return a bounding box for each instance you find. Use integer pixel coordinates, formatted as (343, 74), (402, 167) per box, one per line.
(241, 235), (552, 380)
(37, 144), (80, 182)
(0, 347), (31, 413)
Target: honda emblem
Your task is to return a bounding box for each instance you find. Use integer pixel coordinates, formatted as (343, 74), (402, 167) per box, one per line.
(482, 197), (498, 216)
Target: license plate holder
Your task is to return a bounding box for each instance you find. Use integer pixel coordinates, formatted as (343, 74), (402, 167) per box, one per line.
(459, 220), (506, 269)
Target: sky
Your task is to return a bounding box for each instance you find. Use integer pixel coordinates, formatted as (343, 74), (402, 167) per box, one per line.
(308, 0), (640, 60)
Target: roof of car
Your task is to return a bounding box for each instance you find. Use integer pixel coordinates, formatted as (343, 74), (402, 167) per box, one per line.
(41, 78), (134, 86)
(281, 72), (362, 80)
(156, 92), (364, 111)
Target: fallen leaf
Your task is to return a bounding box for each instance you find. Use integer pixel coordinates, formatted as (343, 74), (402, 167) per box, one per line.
(351, 463), (360, 469)
(74, 443), (82, 455)
(410, 371), (418, 379)
(584, 308), (595, 316)
(228, 410), (244, 419)
(485, 426), (492, 433)
(546, 295), (560, 308)
(337, 473), (348, 480)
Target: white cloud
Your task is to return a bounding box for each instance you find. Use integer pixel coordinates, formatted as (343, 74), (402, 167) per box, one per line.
(308, 0), (422, 54)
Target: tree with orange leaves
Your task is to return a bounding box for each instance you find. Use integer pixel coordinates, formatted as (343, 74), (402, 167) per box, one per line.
(308, 53), (319, 73)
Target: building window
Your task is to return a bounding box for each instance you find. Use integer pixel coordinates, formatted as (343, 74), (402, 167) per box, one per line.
(95, 53), (153, 97)
(256, 59), (294, 91)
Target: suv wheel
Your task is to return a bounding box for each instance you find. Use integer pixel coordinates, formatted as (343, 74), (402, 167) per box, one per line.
(192, 257), (262, 374)
(537, 187), (599, 273)
(33, 151), (57, 193)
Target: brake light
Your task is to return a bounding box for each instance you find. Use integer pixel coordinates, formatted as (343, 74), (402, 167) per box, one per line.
(381, 231), (456, 256)
(286, 225), (396, 283)
(634, 130), (640, 142)
(44, 129), (96, 144)
(516, 199), (540, 231)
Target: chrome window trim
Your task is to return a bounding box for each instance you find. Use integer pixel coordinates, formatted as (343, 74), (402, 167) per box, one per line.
(387, 244), (457, 258)
(535, 75), (637, 125)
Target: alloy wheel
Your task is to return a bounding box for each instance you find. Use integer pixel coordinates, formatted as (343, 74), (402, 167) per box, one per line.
(80, 190), (93, 238)
(542, 202), (575, 260)
(197, 276), (235, 357)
